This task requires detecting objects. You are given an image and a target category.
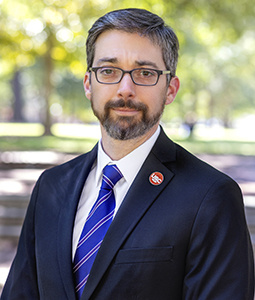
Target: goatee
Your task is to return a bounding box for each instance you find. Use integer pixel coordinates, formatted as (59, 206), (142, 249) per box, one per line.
(91, 98), (165, 140)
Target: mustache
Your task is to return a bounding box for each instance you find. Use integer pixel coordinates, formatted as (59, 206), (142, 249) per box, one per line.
(105, 99), (148, 111)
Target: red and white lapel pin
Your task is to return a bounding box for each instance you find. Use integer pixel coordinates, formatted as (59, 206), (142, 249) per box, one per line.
(149, 172), (164, 186)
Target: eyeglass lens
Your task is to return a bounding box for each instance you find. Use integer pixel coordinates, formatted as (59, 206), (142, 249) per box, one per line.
(95, 67), (159, 85)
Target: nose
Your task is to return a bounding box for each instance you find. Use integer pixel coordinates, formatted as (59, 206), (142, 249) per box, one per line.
(117, 73), (136, 99)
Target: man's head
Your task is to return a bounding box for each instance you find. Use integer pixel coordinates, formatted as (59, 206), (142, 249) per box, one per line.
(84, 9), (180, 141)
(86, 8), (179, 77)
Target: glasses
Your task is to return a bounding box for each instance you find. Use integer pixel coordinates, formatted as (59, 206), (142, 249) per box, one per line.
(89, 67), (171, 86)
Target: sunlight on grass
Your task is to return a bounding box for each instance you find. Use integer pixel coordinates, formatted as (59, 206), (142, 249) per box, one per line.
(0, 123), (44, 136)
(51, 123), (101, 139)
(194, 126), (255, 142)
(0, 123), (255, 155)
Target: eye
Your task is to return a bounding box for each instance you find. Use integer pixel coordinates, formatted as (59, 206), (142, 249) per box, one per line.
(99, 67), (115, 76)
(139, 69), (157, 77)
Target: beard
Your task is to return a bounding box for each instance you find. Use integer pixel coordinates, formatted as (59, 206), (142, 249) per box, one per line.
(91, 98), (165, 140)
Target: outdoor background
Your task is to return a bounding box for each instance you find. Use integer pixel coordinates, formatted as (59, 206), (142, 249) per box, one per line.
(0, 0), (255, 294)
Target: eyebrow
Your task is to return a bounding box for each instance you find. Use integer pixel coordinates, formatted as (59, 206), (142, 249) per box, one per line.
(96, 57), (118, 65)
(95, 58), (160, 69)
(135, 60), (159, 69)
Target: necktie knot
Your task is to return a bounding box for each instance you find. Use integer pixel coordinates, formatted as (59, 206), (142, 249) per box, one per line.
(101, 164), (123, 191)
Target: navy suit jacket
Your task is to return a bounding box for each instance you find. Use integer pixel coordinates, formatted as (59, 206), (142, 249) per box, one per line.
(2, 128), (254, 299)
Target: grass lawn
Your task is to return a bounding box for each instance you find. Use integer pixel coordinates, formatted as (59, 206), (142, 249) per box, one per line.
(0, 123), (255, 156)
(0, 135), (255, 156)
(0, 136), (97, 154)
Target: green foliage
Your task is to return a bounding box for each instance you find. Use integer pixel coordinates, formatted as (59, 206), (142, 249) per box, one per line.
(0, 0), (254, 128)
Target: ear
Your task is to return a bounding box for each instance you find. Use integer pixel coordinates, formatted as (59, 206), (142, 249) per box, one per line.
(165, 76), (180, 105)
(83, 72), (92, 100)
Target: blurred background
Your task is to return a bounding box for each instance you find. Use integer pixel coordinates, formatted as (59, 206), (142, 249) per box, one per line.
(0, 0), (255, 294)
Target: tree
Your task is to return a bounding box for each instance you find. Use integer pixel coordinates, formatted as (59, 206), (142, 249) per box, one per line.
(0, 0), (254, 132)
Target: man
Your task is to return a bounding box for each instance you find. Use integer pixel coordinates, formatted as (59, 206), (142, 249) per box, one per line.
(1, 8), (254, 300)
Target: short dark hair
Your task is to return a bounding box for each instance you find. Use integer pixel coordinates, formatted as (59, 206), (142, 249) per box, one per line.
(86, 8), (179, 76)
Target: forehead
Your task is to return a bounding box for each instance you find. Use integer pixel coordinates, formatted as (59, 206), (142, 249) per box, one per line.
(93, 30), (165, 68)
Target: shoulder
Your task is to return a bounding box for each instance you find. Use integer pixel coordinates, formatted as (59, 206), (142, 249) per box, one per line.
(38, 144), (98, 185)
(154, 130), (242, 212)
(175, 142), (236, 184)
(155, 128), (236, 187)
(174, 142), (241, 199)
(172, 143), (245, 228)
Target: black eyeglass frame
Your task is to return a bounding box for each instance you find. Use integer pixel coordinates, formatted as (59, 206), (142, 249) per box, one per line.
(89, 67), (172, 86)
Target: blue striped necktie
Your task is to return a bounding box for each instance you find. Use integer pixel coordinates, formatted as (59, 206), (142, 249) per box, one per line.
(73, 164), (123, 299)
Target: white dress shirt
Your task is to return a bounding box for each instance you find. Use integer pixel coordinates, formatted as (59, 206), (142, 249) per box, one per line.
(72, 126), (160, 259)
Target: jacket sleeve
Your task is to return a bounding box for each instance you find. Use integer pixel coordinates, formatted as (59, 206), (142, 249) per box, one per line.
(1, 179), (41, 300)
(183, 177), (254, 300)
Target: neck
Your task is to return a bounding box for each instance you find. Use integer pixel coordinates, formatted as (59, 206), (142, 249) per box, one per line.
(100, 124), (159, 160)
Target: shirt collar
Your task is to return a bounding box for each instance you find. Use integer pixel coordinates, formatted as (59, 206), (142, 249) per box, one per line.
(95, 126), (160, 187)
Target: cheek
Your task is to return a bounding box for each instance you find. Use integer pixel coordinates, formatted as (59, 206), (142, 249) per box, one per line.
(90, 86), (110, 110)
(92, 83), (116, 100)
(142, 89), (163, 109)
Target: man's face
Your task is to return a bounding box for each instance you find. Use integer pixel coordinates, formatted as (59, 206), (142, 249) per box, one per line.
(84, 30), (178, 140)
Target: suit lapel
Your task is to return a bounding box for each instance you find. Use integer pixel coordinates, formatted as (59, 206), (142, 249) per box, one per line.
(82, 129), (176, 300)
(57, 145), (98, 299)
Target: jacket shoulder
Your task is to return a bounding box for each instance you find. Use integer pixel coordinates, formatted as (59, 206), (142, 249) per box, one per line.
(175, 142), (236, 183)
(39, 144), (98, 184)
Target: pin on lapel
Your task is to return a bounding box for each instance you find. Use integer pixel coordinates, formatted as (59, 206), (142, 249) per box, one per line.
(149, 172), (164, 186)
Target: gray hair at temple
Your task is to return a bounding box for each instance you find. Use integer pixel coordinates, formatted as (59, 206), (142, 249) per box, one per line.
(86, 8), (179, 78)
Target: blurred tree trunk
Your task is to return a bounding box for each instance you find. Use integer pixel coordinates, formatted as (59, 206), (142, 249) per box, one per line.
(43, 35), (54, 135)
(12, 70), (24, 122)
